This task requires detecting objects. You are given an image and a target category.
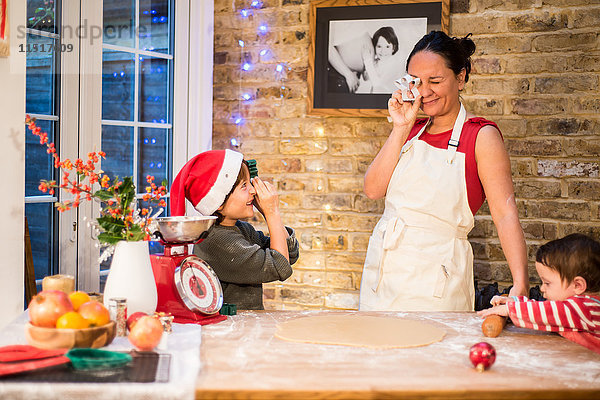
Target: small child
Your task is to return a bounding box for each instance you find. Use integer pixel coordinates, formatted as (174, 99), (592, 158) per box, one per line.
(478, 233), (600, 354)
(170, 149), (299, 310)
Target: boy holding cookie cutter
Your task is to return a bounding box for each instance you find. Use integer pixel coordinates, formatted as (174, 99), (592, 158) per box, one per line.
(170, 150), (299, 310)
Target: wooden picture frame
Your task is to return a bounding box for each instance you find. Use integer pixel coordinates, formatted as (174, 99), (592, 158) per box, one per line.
(308, 0), (449, 117)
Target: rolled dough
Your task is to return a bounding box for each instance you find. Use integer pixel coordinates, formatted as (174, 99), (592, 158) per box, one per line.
(274, 314), (445, 348)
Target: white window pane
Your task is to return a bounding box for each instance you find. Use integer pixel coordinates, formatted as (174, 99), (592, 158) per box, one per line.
(101, 125), (134, 180)
(102, 50), (135, 121)
(103, 0), (135, 48)
(27, 0), (57, 34)
(138, 127), (169, 186)
(139, 57), (171, 123)
(26, 34), (57, 115)
(139, 0), (172, 55)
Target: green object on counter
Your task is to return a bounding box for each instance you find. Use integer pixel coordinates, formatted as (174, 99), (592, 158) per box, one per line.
(219, 303), (237, 316)
(247, 159), (258, 179)
(66, 348), (132, 370)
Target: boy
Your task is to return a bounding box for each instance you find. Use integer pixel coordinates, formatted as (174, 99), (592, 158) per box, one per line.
(170, 150), (299, 310)
(478, 233), (600, 354)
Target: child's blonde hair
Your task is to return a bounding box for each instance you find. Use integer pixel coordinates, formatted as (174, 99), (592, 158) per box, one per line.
(536, 234), (600, 292)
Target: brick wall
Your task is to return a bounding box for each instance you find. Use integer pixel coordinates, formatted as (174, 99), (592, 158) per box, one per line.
(212, 0), (600, 310)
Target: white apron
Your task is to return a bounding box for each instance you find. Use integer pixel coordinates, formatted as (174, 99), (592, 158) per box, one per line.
(360, 104), (475, 311)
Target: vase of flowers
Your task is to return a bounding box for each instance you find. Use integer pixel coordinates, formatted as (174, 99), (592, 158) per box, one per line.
(103, 240), (157, 314)
(26, 115), (167, 315)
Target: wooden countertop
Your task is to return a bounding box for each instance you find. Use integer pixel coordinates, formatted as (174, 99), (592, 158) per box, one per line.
(196, 310), (600, 399)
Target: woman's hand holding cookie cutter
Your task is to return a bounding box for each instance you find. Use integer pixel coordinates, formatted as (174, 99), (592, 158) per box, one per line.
(394, 74), (421, 102)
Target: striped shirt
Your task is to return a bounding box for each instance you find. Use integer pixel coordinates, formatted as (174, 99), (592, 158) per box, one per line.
(507, 295), (600, 354)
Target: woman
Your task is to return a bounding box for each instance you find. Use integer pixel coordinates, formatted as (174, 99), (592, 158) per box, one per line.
(359, 31), (529, 311)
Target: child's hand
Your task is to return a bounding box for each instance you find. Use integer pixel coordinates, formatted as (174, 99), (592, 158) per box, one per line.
(490, 295), (508, 307)
(251, 177), (280, 218)
(477, 304), (509, 318)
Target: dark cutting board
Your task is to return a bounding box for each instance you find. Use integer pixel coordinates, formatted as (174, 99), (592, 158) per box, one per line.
(0, 351), (170, 383)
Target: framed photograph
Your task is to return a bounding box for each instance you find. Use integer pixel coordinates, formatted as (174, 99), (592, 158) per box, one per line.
(308, 0), (449, 117)
(0, 0), (8, 57)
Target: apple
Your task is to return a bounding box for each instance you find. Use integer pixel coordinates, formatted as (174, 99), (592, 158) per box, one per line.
(128, 316), (163, 351)
(78, 300), (111, 327)
(127, 311), (147, 331)
(28, 290), (74, 328)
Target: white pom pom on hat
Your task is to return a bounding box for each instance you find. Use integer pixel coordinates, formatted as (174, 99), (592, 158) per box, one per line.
(170, 149), (244, 216)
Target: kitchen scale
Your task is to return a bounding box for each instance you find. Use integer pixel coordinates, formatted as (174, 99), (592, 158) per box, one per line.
(150, 216), (226, 325)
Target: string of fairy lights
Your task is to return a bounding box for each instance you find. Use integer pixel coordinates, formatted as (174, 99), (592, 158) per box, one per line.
(230, 0), (290, 148)
(231, 1), (331, 257)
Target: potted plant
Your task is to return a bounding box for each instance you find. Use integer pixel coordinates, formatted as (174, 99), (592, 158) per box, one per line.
(26, 115), (168, 315)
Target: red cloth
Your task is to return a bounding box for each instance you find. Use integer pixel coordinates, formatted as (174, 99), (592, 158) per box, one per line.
(507, 295), (600, 354)
(0, 345), (70, 377)
(406, 117), (501, 215)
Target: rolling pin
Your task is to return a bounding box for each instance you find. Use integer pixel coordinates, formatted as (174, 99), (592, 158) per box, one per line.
(481, 294), (508, 338)
(481, 315), (507, 338)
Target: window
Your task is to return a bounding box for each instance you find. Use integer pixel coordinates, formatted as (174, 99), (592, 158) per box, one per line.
(24, 0), (60, 292)
(23, 0), (212, 296)
(100, 0), (174, 286)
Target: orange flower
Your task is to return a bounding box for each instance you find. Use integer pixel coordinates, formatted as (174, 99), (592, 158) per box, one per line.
(27, 116), (168, 244)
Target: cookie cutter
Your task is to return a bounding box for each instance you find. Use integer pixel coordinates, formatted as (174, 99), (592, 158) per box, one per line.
(394, 74), (421, 102)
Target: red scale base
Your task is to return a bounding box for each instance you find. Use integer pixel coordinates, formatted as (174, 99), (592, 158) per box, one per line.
(150, 244), (226, 325)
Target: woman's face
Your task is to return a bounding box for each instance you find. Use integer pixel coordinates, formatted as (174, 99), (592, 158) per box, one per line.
(407, 51), (465, 118)
(375, 36), (394, 59)
(217, 165), (256, 226)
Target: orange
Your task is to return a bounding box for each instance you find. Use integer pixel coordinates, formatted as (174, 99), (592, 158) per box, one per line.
(78, 300), (111, 327)
(68, 291), (91, 311)
(56, 311), (90, 329)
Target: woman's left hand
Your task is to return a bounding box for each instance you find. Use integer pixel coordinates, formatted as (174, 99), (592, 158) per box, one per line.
(508, 282), (529, 297)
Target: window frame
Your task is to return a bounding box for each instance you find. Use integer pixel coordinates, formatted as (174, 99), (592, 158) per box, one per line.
(58, 0), (213, 291)
(24, 0), (63, 288)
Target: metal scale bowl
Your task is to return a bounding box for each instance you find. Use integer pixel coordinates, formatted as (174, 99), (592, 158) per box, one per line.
(150, 216), (226, 325)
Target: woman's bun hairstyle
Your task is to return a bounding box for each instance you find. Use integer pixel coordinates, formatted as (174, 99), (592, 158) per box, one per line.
(406, 31), (476, 82)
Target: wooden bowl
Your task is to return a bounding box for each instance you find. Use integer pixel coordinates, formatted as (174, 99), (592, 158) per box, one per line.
(24, 321), (116, 350)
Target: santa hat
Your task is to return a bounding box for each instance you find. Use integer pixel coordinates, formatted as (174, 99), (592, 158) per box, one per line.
(170, 150), (244, 216)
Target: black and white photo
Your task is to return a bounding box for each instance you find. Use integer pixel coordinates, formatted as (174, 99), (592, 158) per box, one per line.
(308, 0), (449, 117)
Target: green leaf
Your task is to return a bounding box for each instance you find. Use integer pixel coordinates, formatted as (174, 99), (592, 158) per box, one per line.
(94, 189), (114, 201)
(97, 215), (126, 235)
(117, 176), (136, 210)
(161, 179), (168, 188)
(97, 232), (124, 245)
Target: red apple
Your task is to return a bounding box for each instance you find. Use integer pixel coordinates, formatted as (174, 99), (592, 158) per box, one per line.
(28, 290), (74, 328)
(127, 311), (147, 331)
(128, 316), (163, 351)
